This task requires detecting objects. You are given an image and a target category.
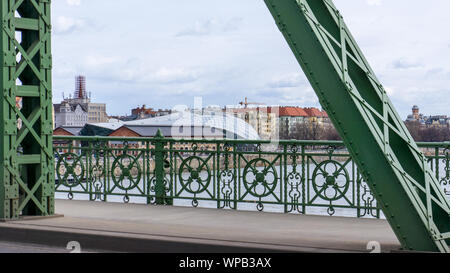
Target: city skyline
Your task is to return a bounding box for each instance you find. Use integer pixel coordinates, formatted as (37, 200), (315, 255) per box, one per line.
(56, 76), (449, 120)
(52, 0), (450, 118)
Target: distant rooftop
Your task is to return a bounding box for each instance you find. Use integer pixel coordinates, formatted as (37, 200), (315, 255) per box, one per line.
(125, 111), (260, 140)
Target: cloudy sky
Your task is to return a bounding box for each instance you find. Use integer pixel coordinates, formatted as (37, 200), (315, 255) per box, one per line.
(52, 0), (450, 118)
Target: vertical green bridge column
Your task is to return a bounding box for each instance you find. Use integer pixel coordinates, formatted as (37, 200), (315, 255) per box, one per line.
(264, 0), (450, 252)
(0, 0), (54, 220)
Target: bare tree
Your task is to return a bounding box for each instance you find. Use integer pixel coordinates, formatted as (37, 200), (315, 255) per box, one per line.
(405, 121), (449, 142)
(405, 121), (421, 141)
(289, 121), (326, 140)
(321, 125), (341, 141)
(280, 119), (449, 142)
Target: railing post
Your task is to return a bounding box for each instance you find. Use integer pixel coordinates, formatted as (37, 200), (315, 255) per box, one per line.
(0, 1), (53, 219)
(88, 141), (93, 201)
(301, 144), (306, 214)
(154, 130), (166, 205)
(146, 140), (151, 205)
(435, 147), (440, 180)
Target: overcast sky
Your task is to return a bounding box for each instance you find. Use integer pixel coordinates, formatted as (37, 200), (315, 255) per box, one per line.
(52, 0), (450, 118)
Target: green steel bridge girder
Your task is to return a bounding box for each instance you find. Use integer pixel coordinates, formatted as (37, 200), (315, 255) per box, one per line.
(0, 0), (54, 220)
(263, 0), (450, 252)
(0, 0), (448, 254)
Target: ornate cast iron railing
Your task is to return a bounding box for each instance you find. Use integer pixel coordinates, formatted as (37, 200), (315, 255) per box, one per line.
(53, 135), (450, 219)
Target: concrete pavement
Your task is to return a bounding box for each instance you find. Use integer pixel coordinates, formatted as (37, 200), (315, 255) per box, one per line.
(0, 241), (73, 253)
(0, 200), (401, 253)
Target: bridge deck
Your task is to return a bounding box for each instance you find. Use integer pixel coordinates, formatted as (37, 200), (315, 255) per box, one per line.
(0, 200), (401, 253)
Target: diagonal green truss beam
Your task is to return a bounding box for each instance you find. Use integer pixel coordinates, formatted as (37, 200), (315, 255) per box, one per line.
(0, 0), (54, 220)
(264, 0), (450, 252)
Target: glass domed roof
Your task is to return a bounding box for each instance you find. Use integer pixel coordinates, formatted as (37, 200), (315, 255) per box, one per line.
(125, 110), (260, 140)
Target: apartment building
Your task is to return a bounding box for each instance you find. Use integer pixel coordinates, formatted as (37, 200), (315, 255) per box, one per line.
(226, 107), (279, 140)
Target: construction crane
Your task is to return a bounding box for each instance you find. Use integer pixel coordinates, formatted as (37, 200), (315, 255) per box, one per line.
(264, 0), (450, 252)
(239, 97), (266, 108)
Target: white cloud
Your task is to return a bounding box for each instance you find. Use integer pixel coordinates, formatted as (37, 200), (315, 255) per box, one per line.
(176, 19), (214, 37)
(53, 16), (85, 35)
(176, 17), (244, 37)
(81, 54), (201, 85)
(367, 0), (382, 6)
(149, 68), (200, 84)
(268, 73), (305, 88)
(392, 58), (422, 70)
(66, 0), (81, 6)
(84, 55), (121, 68)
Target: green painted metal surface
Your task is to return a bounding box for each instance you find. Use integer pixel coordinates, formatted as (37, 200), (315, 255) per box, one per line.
(153, 129), (170, 205)
(0, 0), (54, 219)
(263, 0), (450, 252)
(53, 136), (449, 224)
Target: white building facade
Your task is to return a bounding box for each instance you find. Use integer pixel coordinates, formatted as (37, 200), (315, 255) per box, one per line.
(54, 102), (88, 128)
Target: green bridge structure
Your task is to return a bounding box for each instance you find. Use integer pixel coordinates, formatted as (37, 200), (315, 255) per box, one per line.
(0, 0), (449, 253)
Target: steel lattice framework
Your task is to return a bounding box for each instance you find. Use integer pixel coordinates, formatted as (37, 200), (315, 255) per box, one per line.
(0, 0), (448, 253)
(264, 0), (450, 252)
(0, 0), (54, 219)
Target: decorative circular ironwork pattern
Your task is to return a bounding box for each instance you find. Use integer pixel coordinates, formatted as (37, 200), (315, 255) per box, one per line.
(111, 154), (142, 191)
(179, 156), (211, 194)
(243, 158), (278, 198)
(312, 160), (350, 201)
(56, 153), (85, 187)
